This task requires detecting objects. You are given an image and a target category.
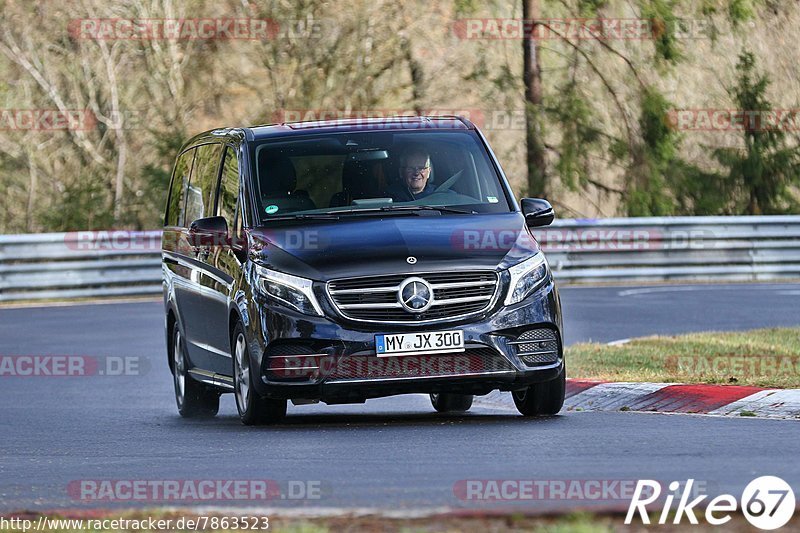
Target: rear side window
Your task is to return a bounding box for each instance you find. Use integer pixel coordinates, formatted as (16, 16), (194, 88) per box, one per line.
(218, 146), (240, 231)
(166, 148), (195, 227)
(185, 143), (224, 224)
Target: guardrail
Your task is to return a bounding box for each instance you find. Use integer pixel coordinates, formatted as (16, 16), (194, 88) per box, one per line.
(0, 216), (798, 302)
(0, 231), (162, 302)
(537, 215), (800, 283)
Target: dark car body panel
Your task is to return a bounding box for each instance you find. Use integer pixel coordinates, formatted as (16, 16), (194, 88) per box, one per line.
(247, 212), (539, 281)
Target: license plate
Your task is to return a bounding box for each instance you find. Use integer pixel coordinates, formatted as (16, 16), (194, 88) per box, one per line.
(375, 330), (465, 357)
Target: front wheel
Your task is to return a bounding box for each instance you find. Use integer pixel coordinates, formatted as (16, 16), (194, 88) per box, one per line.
(232, 322), (287, 426)
(512, 366), (566, 417)
(171, 323), (219, 417)
(430, 393), (473, 413)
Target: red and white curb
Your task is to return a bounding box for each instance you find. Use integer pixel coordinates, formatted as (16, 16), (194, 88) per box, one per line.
(475, 380), (800, 419)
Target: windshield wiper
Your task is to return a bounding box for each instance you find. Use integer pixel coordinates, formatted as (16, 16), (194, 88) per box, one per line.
(330, 205), (476, 216)
(264, 206), (475, 221)
(263, 213), (341, 221)
(376, 205), (477, 215)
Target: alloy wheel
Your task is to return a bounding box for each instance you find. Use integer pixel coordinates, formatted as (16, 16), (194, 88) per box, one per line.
(234, 332), (250, 411)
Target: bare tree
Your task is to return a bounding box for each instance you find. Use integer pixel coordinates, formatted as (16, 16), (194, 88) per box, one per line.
(522, 0), (547, 198)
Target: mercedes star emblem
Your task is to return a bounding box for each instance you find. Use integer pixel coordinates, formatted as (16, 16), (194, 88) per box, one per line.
(397, 277), (433, 313)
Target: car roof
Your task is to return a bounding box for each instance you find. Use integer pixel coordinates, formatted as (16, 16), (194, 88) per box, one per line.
(179, 115), (476, 152)
(247, 114), (474, 139)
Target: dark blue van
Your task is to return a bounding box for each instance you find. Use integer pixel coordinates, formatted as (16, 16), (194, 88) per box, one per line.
(162, 116), (564, 425)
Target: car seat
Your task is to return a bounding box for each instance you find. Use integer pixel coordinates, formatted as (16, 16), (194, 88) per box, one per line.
(329, 159), (388, 207)
(258, 153), (316, 213)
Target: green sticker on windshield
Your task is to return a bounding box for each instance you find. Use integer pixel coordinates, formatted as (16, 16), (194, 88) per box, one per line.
(265, 205), (279, 215)
(487, 196), (498, 203)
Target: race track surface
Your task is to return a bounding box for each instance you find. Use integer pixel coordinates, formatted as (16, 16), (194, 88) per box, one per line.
(1, 283), (798, 512)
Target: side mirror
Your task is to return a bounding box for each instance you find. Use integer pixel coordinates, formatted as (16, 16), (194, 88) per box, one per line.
(188, 216), (229, 246)
(521, 198), (555, 227)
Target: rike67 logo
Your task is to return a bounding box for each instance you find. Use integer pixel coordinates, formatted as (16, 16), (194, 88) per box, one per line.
(626, 476), (795, 530)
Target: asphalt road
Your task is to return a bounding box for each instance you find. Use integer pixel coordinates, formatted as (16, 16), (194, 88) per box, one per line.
(0, 283), (798, 513)
(561, 283), (800, 345)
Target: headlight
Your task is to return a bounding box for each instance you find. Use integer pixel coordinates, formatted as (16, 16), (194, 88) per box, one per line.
(255, 265), (323, 316)
(504, 252), (549, 305)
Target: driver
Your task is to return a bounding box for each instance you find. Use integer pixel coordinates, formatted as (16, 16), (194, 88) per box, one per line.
(387, 146), (435, 202)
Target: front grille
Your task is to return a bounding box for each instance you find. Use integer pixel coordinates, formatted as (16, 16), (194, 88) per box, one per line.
(326, 347), (515, 382)
(327, 271), (499, 323)
(511, 328), (560, 366)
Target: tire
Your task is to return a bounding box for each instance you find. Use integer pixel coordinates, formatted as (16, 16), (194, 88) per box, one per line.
(232, 321), (287, 426)
(512, 366), (566, 417)
(171, 322), (219, 417)
(430, 393), (473, 413)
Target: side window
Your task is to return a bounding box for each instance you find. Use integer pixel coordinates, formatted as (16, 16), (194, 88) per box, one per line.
(218, 146), (240, 233)
(166, 148), (195, 227)
(185, 143), (224, 224)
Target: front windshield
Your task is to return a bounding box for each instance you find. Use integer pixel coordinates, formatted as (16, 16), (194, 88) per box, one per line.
(251, 130), (512, 222)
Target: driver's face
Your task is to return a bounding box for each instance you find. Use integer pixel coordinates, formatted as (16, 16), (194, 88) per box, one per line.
(401, 154), (431, 193)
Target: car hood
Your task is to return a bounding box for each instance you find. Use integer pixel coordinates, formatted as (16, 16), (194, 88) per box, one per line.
(248, 212), (540, 281)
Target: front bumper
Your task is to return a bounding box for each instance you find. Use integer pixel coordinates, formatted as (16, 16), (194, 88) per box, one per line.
(245, 278), (563, 403)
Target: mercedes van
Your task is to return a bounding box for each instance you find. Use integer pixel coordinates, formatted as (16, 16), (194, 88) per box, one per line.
(162, 116), (564, 425)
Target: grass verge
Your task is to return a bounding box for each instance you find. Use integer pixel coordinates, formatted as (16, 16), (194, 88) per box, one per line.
(565, 327), (800, 388)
